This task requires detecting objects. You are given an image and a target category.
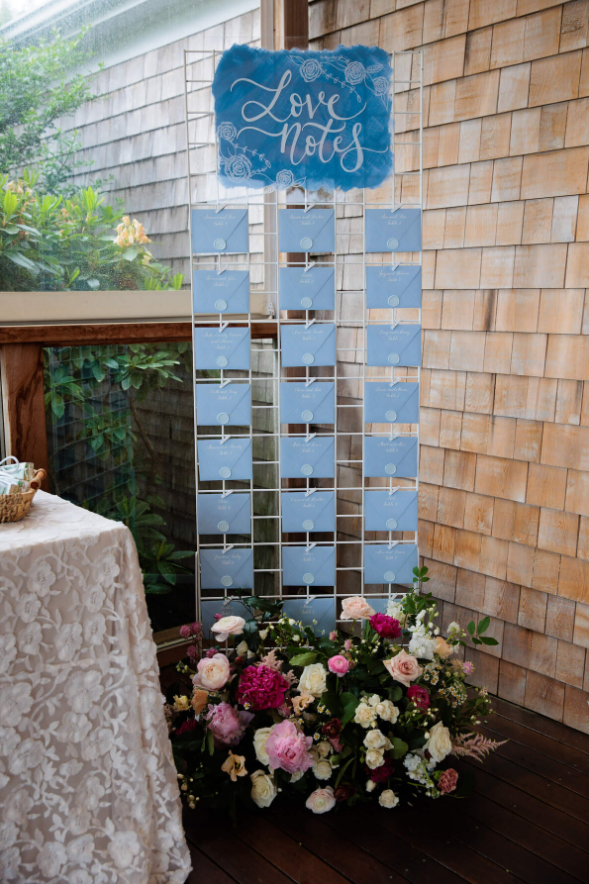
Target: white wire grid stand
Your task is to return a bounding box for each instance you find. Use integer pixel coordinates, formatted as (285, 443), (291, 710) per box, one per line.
(183, 46), (423, 623)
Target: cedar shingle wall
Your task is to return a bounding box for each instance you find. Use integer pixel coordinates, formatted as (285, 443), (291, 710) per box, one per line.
(312, 0), (589, 733)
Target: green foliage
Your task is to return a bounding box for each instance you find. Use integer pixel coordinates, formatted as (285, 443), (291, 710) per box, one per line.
(0, 29), (97, 192)
(465, 616), (499, 647)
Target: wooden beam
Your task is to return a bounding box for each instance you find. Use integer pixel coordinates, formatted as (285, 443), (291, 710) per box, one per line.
(283, 0), (309, 50)
(0, 321), (279, 346)
(0, 343), (49, 481)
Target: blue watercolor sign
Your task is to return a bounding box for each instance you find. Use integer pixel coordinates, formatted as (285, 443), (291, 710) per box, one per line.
(213, 44), (392, 192)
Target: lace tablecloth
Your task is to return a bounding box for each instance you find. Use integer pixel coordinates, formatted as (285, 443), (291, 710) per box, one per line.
(0, 492), (191, 883)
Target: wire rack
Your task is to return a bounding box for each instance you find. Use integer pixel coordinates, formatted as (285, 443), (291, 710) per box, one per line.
(183, 43), (423, 624)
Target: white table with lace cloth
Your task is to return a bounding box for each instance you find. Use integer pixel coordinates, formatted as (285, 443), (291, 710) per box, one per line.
(0, 491), (191, 883)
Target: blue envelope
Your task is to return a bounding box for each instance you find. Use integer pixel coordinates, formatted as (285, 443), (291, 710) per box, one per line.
(364, 544), (418, 585)
(279, 267), (335, 311)
(201, 599), (251, 640)
(194, 327), (250, 371)
(197, 493), (251, 535)
(365, 381), (420, 424)
(195, 383), (251, 426)
(282, 597), (336, 636)
(193, 270), (249, 314)
(364, 436), (418, 478)
(200, 548), (254, 589)
(366, 265), (421, 309)
(279, 209), (335, 253)
(367, 325), (421, 367)
(365, 490), (418, 532)
(282, 546), (336, 587)
(281, 324), (336, 368)
(280, 382), (335, 424)
(197, 438), (253, 481)
(365, 209), (422, 253)
(191, 208), (248, 254)
(281, 491), (335, 533)
(280, 436), (335, 479)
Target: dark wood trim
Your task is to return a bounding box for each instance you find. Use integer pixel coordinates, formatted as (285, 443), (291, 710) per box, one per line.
(0, 321), (279, 346)
(0, 343), (49, 482)
(283, 0), (309, 50)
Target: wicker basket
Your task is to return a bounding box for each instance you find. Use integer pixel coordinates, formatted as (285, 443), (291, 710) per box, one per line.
(0, 470), (46, 524)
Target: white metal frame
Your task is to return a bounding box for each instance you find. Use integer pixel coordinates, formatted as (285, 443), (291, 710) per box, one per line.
(183, 46), (423, 622)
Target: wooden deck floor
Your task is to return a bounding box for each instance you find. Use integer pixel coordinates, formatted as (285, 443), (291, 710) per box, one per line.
(181, 697), (589, 884)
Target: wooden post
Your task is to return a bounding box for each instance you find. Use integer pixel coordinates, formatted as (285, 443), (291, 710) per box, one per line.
(0, 343), (49, 481)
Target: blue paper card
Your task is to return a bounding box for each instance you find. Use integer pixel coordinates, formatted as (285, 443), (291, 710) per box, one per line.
(365, 490), (418, 532)
(213, 44), (392, 192)
(194, 327), (250, 371)
(281, 491), (335, 533)
(279, 267), (335, 311)
(195, 383), (251, 426)
(280, 382), (335, 424)
(280, 436), (334, 479)
(365, 209), (422, 253)
(366, 265), (421, 309)
(201, 598), (251, 640)
(279, 209), (335, 254)
(364, 436), (418, 478)
(364, 381), (420, 424)
(197, 438), (253, 482)
(364, 544), (418, 585)
(193, 270), (249, 314)
(281, 324), (336, 367)
(283, 546), (336, 587)
(192, 208), (248, 254)
(282, 597), (336, 636)
(200, 548), (254, 590)
(367, 325), (421, 367)
(197, 493), (251, 535)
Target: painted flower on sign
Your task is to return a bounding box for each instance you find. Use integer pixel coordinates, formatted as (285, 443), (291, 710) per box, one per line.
(299, 58), (323, 82)
(344, 61), (365, 85)
(223, 153), (253, 184)
(217, 122), (237, 143)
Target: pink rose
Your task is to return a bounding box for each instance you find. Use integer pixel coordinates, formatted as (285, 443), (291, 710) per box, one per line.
(369, 613), (402, 640)
(236, 664), (289, 710)
(383, 649), (423, 686)
(327, 655), (350, 677)
(205, 702), (254, 748)
(211, 615), (246, 642)
(462, 661), (474, 675)
(406, 684), (430, 710)
(193, 652), (230, 691)
(266, 720), (314, 774)
(306, 786), (336, 814)
(344, 639), (353, 651)
(439, 768), (459, 794)
(329, 631), (338, 641)
(341, 596), (376, 620)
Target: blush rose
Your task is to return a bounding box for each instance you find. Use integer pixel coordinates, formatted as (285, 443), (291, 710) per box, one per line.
(383, 649), (423, 686)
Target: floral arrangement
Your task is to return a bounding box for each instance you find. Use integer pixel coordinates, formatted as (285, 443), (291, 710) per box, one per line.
(169, 570), (503, 816)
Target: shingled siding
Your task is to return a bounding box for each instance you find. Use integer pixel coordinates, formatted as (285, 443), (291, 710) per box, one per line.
(311, 0), (589, 733)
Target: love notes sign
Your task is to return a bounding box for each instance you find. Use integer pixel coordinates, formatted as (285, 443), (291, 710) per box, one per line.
(212, 44), (392, 192)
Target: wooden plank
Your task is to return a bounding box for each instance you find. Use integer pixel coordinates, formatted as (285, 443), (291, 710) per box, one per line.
(0, 343), (48, 480)
(492, 696), (589, 755)
(482, 710), (589, 775)
(284, 0), (309, 50)
(0, 321), (278, 346)
(186, 846), (238, 884)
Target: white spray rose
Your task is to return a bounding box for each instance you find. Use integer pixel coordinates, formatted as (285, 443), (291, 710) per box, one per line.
(250, 770), (277, 808)
(299, 663), (327, 698)
(365, 749), (385, 769)
(426, 721), (453, 763)
(253, 726), (274, 766)
(363, 729), (386, 751)
(313, 760), (332, 781)
(379, 789), (399, 808)
(375, 700), (399, 723)
(354, 703), (376, 728)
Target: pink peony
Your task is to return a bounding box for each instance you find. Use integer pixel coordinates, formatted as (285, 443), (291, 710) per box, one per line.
(406, 684), (430, 710)
(341, 596), (376, 620)
(205, 702), (254, 748)
(367, 754), (395, 783)
(439, 768), (459, 794)
(327, 655), (350, 677)
(266, 720), (315, 774)
(383, 649), (423, 686)
(179, 624), (191, 639)
(370, 613), (402, 640)
(236, 664), (289, 710)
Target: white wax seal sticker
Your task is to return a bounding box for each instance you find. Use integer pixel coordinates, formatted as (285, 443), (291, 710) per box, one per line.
(214, 237), (227, 251)
(302, 519), (315, 531)
(301, 409), (314, 421)
(301, 464), (313, 476)
(217, 355), (229, 367)
(217, 412), (230, 424)
(385, 410), (397, 422)
(303, 572), (315, 585)
(386, 518), (398, 530)
(215, 299), (228, 311)
(385, 463), (396, 475)
(388, 295), (400, 307)
(217, 520), (230, 532)
(302, 352), (314, 365)
(300, 236), (313, 250)
(388, 353), (400, 365)
(221, 575), (233, 587)
(387, 237), (399, 249)
(301, 296), (313, 309)
(219, 467), (232, 479)
(384, 570), (396, 582)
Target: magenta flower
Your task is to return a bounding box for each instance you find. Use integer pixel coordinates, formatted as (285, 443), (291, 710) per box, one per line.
(266, 720), (315, 774)
(439, 768), (459, 794)
(179, 624), (191, 639)
(369, 612), (402, 639)
(205, 702), (254, 748)
(406, 685), (430, 710)
(236, 664), (289, 710)
(328, 655), (350, 677)
(367, 754), (395, 783)
(175, 718), (197, 736)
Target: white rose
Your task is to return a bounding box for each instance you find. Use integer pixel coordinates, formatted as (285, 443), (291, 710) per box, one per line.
(306, 787), (336, 814)
(250, 770), (277, 808)
(375, 700), (399, 723)
(259, 629), (269, 640)
(379, 789), (399, 808)
(235, 640), (249, 657)
(367, 694), (380, 707)
(317, 740), (332, 758)
(211, 615), (245, 642)
(313, 759), (332, 781)
(366, 779), (376, 792)
(299, 663), (327, 698)
(426, 721), (453, 763)
(354, 703), (376, 728)
(253, 727), (274, 767)
(364, 729), (386, 751)
(366, 748), (385, 769)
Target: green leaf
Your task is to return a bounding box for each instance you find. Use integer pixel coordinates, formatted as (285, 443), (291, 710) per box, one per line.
(479, 636), (499, 646)
(478, 616), (491, 635)
(206, 729), (215, 756)
(341, 699), (360, 728)
(321, 690), (342, 717)
(466, 621), (475, 635)
(122, 247), (139, 261)
(288, 651), (318, 667)
(391, 737), (409, 760)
